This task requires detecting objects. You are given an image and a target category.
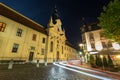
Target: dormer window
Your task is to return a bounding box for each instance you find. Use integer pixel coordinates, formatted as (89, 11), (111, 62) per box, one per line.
(88, 26), (91, 31)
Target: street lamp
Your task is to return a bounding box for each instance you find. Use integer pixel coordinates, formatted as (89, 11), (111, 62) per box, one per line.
(100, 55), (104, 70)
(79, 43), (84, 65)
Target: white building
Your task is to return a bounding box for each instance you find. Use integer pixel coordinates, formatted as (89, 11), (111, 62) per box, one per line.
(81, 20), (120, 65)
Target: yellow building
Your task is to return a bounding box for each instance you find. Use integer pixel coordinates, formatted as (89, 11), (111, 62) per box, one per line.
(0, 3), (78, 63)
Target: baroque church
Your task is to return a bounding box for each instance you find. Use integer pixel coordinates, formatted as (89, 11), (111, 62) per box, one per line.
(0, 3), (78, 63)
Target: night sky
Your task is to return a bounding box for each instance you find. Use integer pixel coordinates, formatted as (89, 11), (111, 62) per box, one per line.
(0, 0), (111, 49)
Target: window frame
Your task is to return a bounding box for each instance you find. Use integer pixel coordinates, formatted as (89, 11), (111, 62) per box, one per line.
(32, 34), (37, 41)
(0, 22), (6, 32)
(12, 43), (19, 53)
(16, 28), (23, 37)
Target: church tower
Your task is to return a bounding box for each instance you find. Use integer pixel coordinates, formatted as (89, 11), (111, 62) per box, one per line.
(46, 6), (66, 62)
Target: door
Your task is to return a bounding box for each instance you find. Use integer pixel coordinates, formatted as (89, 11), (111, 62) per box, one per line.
(56, 51), (59, 61)
(29, 52), (34, 61)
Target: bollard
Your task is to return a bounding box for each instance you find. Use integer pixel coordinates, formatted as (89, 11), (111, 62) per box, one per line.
(8, 59), (13, 69)
(44, 61), (47, 66)
(36, 60), (39, 68)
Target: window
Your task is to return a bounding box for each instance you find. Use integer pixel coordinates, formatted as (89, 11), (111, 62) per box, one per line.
(108, 41), (112, 48)
(91, 43), (95, 48)
(42, 38), (45, 43)
(32, 34), (37, 41)
(57, 40), (59, 43)
(12, 43), (19, 53)
(88, 26), (91, 31)
(16, 28), (22, 37)
(100, 31), (105, 39)
(89, 33), (94, 41)
(0, 22), (6, 32)
(30, 46), (35, 50)
(102, 42), (107, 48)
(50, 41), (53, 52)
(41, 48), (44, 55)
(62, 46), (63, 54)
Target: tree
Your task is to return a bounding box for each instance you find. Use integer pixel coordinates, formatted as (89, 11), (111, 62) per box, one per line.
(98, 0), (120, 42)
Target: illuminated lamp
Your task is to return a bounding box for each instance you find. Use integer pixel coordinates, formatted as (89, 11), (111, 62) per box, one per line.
(112, 42), (120, 50)
(89, 52), (98, 54)
(116, 55), (120, 59)
(100, 55), (103, 58)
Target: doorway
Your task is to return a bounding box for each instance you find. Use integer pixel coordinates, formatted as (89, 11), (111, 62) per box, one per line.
(28, 52), (34, 61)
(56, 51), (59, 61)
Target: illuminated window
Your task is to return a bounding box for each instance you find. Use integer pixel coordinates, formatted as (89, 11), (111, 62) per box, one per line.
(0, 22), (6, 32)
(16, 28), (22, 37)
(32, 34), (37, 41)
(12, 43), (19, 53)
(50, 41), (53, 52)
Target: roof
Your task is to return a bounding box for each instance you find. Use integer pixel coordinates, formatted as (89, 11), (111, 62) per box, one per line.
(81, 21), (101, 33)
(0, 3), (47, 35)
(65, 41), (76, 50)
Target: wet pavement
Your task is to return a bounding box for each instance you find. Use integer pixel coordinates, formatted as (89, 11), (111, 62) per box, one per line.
(0, 63), (100, 80)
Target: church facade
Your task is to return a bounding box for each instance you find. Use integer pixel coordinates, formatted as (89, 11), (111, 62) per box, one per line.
(0, 3), (78, 63)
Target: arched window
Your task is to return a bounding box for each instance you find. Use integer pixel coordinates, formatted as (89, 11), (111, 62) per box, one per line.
(50, 41), (53, 52)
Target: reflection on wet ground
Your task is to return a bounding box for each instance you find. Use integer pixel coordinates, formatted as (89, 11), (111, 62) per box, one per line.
(0, 63), (99, 80)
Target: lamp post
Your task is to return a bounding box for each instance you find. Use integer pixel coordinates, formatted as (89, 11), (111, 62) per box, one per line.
(79, 43), (84, 65)
(100, 55), (104, 70)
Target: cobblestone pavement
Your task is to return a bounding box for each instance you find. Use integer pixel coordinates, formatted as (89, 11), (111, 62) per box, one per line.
(0, 63), (100, 80)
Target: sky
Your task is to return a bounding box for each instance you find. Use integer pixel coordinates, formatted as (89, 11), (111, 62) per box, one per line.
(0, 0), (111, 49)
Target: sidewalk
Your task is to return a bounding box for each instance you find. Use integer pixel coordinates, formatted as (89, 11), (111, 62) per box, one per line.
(67, 60), (120, 79)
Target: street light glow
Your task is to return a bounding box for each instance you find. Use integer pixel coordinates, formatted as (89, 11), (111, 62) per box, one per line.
(100, 55), (103, 58)
(116, 55), (120, 59)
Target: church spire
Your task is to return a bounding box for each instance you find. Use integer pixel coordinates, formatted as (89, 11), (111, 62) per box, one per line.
(52, 5), (60, 24)
(82, 17), (86, 25)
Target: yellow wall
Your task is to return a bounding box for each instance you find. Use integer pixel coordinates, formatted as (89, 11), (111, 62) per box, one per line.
(0, 14), (78, 63)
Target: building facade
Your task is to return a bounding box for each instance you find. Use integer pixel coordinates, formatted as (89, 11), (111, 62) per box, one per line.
(0, 3), (78, 63)
(81, 21), (120, 65)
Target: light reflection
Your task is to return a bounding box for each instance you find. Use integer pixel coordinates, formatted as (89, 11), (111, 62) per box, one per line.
(53, 62), (114, 80)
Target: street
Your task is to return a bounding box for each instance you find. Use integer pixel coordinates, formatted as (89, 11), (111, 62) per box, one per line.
(0, 63), (116, 80)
